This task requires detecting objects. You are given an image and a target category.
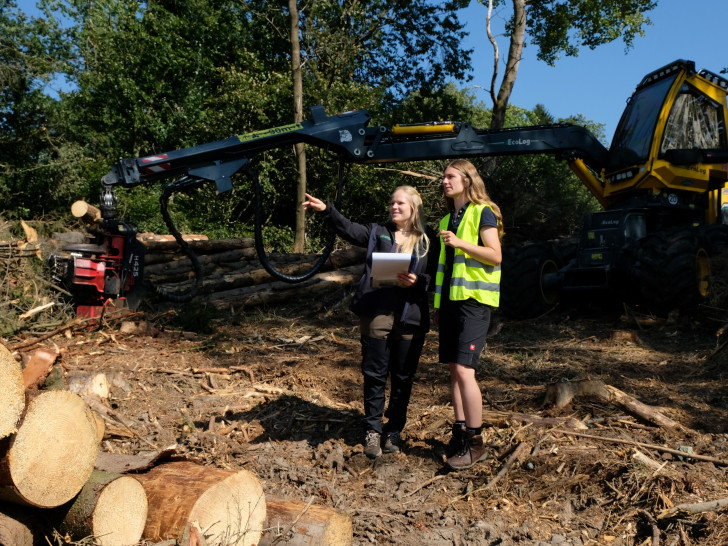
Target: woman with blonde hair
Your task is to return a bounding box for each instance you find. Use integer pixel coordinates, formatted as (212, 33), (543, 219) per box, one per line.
(434, 159), (503, 470)
(303, 185), (438, 458)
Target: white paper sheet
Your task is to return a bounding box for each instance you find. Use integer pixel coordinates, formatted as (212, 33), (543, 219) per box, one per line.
(370, 252), (412, 282)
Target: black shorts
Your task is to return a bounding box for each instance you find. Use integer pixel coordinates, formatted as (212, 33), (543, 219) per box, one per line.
(438, 298), (491, 368)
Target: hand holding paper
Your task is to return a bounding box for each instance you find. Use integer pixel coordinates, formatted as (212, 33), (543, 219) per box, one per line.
(371, 252), (412, 285)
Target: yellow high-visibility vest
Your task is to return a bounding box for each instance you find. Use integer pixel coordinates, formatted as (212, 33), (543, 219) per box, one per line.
(434, 203), (500, 309)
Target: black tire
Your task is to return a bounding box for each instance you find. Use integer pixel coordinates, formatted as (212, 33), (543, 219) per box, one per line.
(501, 241), (562, 319)
(634, 228), (711, 315)
(700, 223), (728, 255)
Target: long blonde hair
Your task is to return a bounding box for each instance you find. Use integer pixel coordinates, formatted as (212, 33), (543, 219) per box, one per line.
(392, 185), (430, 258)
(444, 160), (504, 241)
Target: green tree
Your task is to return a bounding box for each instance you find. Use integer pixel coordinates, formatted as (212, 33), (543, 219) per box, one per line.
(480, 0), (656, 130)
(0, 0), (86, 217)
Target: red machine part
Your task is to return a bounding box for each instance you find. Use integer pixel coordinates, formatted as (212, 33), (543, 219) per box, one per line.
(70, 257), (106, 293)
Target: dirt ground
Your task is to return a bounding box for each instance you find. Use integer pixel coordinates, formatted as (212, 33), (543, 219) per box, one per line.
(18, 282), (728, 546)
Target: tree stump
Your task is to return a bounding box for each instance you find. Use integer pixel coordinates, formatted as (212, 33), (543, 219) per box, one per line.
(260, 495), (353, 545)
(0, 390), (99, 508)
(0, 344), (24, 440)
(134, 461), (266, 546)
(51, 470), (148, 546)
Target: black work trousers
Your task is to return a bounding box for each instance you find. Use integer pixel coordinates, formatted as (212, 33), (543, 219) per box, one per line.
(359, 313), (425, 434)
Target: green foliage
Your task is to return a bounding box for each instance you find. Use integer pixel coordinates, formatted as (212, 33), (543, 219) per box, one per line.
(4, 0), (614, 250)
(0, 0), (82, 217)
(524, 0), (657, 65)
(299, 0), (472, 102)
(392, 82), (491, 126)
(478, 104), (600, 241)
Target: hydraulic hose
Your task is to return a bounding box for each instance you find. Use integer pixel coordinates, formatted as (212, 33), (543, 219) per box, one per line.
(251, 161), (346, 283)
(155, 176), (205, 303)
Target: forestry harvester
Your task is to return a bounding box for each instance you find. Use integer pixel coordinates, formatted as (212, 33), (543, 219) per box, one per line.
(49, 59), (728, 318)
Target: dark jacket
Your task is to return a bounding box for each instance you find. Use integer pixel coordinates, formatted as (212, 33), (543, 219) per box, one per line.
(323, 203), (438, 329)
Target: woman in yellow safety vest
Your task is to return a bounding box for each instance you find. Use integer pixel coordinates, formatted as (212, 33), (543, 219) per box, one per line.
(435, 159), (503, 471)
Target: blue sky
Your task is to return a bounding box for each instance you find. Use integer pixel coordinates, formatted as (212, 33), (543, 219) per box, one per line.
(457, 0), (727, 144)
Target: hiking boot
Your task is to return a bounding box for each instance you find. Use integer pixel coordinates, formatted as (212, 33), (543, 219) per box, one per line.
(382, 431), (401, 454)
(445, 429), (488, 471)
(444, 422), (466, 458)
(364, 430), (382, 459)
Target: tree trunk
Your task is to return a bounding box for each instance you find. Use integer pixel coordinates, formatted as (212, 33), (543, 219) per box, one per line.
(134, 461), (266, 546)
(0, 390), (99, 508)
(290, 0), (307, 253)
(50, 470), (148, 546)
(0, 344), (24, 440)
(207, 265), (362, 310)
(139, 234), (257, 253)
(259, 495), (352, 545)
(152, 249), (366, 295)
(489, 0), (526, 130)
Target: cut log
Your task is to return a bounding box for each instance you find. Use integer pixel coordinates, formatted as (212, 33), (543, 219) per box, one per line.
(144, 246), (258, 266)
(0, 344), (24, 439)
(208, 265), (362, 310)
(134, 461), (266, 546)
(259, 495), (352, 546)
(137, 232), (210, 251)
(0, 390), (99, 508)
(0, 504), (37, 546)
(71, 201), (102, 224)
(51, 470), (148, 546)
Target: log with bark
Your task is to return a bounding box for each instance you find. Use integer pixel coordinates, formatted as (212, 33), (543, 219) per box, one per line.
(0, 344), (24, 440)
(259, 495), (353, 546)
(543, 379), (682, 429)
(0, 503), (38, 546)
(70, 201), (102, 224)
(207, 265), (362, 310)
(49, 470), (148, 546)
(133, 460), (266, 546)
(0, 390), (99, 508)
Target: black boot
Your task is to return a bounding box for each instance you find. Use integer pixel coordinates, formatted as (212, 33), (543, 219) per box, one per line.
(445, 428), (488, 471)
(444, 421), (466, 459)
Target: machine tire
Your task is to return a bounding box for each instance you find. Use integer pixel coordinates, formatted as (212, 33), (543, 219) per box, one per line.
(634, 228), (711, 315)
(700, 223), (728, 255)
(501, 241), (562, 319)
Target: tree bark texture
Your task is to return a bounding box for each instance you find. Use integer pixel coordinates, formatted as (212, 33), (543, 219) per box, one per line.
(259, 495), (353, 546)
(207, 265), (362, 310)
(0, 390), (99, 508)
(133, 461), (266, 546)
(50, 470), (147, 546)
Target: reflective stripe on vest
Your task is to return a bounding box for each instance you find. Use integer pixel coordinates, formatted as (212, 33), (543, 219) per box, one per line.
(434, 203), (500, 308)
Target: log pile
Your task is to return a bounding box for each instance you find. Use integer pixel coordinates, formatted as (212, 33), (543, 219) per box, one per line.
(138, 232), (365, 311)
(0, 343), (354, 545)
(66, 200), (366, 312)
